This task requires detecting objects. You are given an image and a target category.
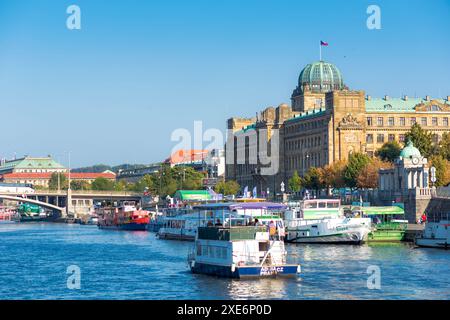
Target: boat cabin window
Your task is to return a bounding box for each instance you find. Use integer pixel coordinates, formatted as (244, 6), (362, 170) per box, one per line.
(327, 202), (339, 208)
(305, 202), (317, 209)
(318, 202), (326, 208)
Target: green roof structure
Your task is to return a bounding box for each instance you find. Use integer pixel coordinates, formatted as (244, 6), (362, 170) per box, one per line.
(174, 190), (212, 201)
(0, 156), (66, 174)
(365, 97), (449, 113)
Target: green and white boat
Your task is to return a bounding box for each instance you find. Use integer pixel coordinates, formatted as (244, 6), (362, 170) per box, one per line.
(358, 206), (408, 242)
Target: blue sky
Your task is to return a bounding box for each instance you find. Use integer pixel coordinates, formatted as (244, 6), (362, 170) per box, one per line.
(0, 0), (449, 167)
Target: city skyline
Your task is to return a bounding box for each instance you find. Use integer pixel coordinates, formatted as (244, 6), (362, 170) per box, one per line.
(0, 0), (449, 167)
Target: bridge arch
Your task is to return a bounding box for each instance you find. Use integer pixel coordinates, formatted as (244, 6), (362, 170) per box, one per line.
(0, 195), (64, 213)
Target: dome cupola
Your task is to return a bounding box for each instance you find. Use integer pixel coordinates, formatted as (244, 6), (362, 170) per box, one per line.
(400, 140), (421, 159)
(297, 61), (344, 94)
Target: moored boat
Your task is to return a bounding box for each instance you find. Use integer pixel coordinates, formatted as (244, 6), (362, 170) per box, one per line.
(97, 201), (150, 231)
(416, 220), (450, 249)
(157, 202), (286, 241)
(187, 215), (300, 279)
(283, 199), (371, 244)
(358, 206), (408, 242)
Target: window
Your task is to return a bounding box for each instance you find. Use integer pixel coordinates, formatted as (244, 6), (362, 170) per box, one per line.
(366, 134), (373, 143)
(399, 134), (405, 142)
(388, 134), (395, 142)
(377, 117), (384, 126)
(421, 117), (427, 126)
(444, 117), (449, 127)
(410, 117), (416, 125)
(432, 117), (438, 126)
(399, 117), (405, 126)
(367, 117), (373, 126)
(432, 134), (439, 144)
(388, 117), (394, 126)
(377, 134), (385, 143)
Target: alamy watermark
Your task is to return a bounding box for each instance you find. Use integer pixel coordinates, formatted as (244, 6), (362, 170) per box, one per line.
(66, 5), (81, 30)
(366, 5), (381, 30)
(66, 265), (81, 289)
(366, 265), (381, 290)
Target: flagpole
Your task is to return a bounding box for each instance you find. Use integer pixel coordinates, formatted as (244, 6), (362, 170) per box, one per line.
(319, 42), (322, 61)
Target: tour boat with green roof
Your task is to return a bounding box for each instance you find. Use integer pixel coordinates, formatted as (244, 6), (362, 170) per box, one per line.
(283, 199), (372, 244)
(357, 205), (408, 242)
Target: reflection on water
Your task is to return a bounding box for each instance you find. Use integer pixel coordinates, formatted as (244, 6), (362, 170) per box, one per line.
(0, 223), (449, 300)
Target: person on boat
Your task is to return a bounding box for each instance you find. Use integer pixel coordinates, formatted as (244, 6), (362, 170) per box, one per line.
(215, 219), (223, 226)
(254, 218), (262, 226)
(207, 220), (213, 227)
(421, 213), (427, 224)
(268, 220), (277, 239)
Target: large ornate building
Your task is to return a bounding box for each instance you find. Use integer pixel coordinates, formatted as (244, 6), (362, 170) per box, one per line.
(225, 60), (450, 196)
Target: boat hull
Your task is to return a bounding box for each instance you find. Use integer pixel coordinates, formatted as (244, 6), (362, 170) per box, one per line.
(98, 223), (149, 231)
(285, 231), (367, 244)
(368, 230), (405, 242)
(416, 238), (449, 249)
(158, 233), (195, 241)
(190, 262), (300, 279)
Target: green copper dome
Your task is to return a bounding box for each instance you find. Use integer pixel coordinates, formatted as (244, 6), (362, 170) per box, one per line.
(400, 140), (421, 158)
(297, 61), (344, 94)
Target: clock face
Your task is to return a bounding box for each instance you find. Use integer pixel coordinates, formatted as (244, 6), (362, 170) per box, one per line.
(412, 157), (419, 165)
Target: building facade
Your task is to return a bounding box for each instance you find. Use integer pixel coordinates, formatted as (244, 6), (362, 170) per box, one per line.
(226, 60), (450, 196)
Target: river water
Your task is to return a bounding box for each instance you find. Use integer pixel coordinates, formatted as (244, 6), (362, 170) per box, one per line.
(0, 223), (448, 300)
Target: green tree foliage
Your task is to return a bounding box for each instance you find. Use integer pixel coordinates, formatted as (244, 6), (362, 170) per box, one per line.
(376, 141), (402, 162)
(214, 180), (240, 195)
(429, 155), (450, 187)
(438, 132), (450, 161)
(48, 172), (68, 190)
(70, 180), (91, 191)
(343, 153), (371, 188)
(404, 123), (433, 158)
(91, 177), (115, 191)
(288, 170), (302, 193)
(302, 167), (323, 192)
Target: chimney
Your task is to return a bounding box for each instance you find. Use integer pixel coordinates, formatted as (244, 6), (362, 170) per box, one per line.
(384, 95), (389, 101)
(425, 95), (430, 101)
(403, 95), (408, 101)
(366, 95), (371, 100)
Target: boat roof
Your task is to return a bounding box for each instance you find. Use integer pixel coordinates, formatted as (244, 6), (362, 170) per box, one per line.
(359, 206), (405, 215)
(192, 202), (286, 211)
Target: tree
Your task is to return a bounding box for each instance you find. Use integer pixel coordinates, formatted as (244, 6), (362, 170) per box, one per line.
(404, 123), (433, 158)
(321, 160), (347, 190)
(70, 180), (91, 191)
(302, 167), (324, 192)
(429, 155), (450, 187)
(214, 180), (240, 196)
(91, 177), (115, 191)
(438, 132), (450, 161)
(288, 170), (302, 193)
(376, 141), (401, 162)
(48, 172), (68, 190)
(344, 153), (371, 188)
(357, 158), (392, 189)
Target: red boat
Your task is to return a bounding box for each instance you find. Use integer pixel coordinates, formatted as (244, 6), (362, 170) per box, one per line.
(97, 202), (150, 231)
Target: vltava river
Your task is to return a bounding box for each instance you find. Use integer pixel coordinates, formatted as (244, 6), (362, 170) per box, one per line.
(0, 223), (448, 299)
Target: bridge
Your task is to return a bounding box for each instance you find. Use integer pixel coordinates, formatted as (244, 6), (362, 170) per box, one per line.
(0, 190), (144, 217)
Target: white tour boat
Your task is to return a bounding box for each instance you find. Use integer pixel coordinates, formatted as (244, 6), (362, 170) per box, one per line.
(416, 220), (450, 249)
(157, 202), (286, 241)
(187, 215), (300, 278)
(283, 199), (371, 244)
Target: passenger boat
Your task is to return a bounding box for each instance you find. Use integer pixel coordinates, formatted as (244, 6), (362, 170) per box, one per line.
(157, 202), (286, 241)
(416, 220), (450, 249)
(0, 208), (17, 224)
(97, 201), (150, 231)
(283, 199), (371, 244)
(187, 215), (300, 278)
(358, 206), (408, 242)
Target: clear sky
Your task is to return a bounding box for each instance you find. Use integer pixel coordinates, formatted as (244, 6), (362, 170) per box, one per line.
(0, 0), (449, 167)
